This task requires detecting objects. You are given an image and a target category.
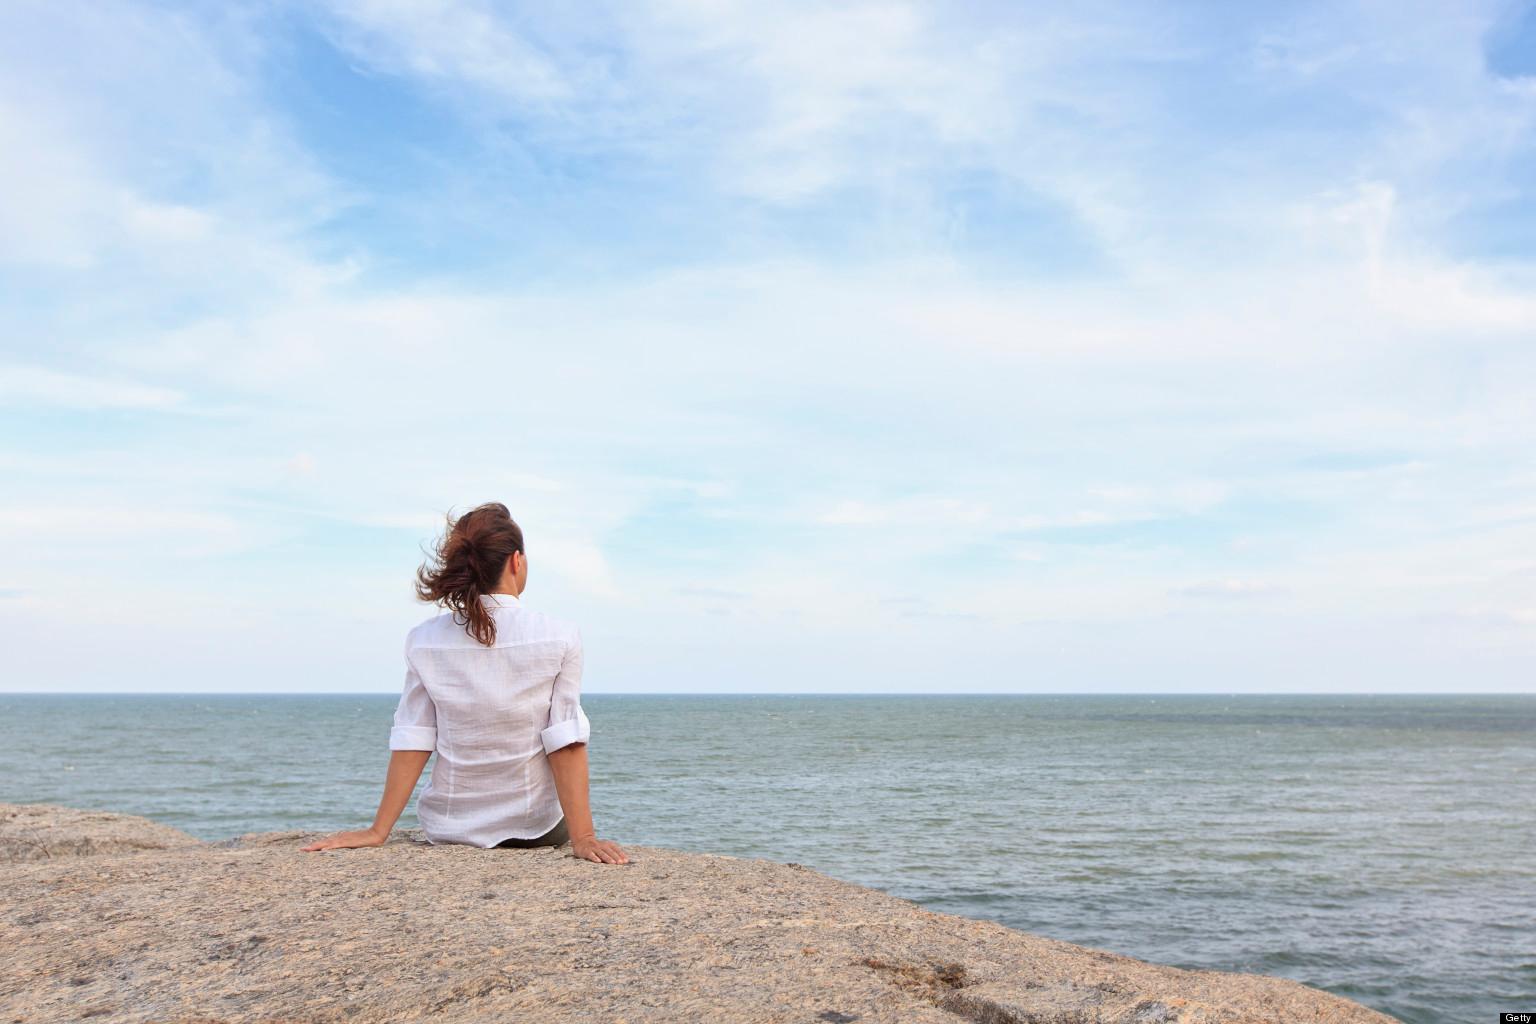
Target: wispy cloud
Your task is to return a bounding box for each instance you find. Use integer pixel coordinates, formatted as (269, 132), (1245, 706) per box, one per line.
(1, 0), (1533, 691)
(0, 366), (185, 410)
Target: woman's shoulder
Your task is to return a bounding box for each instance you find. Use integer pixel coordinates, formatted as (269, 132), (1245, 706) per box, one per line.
(404, 607), (459, 650)
(514, 606), (581, 645)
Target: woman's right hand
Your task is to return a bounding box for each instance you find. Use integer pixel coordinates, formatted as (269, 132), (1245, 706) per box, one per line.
(300, 827), (388, 852)
(570, 834), (629, 864)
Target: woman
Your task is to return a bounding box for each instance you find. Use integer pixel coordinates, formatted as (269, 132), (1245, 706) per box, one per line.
(300, 502), (629, 865)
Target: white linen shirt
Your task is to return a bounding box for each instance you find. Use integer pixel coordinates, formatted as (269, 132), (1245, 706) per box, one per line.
(389, 592), (591, 847)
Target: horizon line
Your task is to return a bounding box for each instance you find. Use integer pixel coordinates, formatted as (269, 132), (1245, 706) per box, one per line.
(3, 690), (1532, 697)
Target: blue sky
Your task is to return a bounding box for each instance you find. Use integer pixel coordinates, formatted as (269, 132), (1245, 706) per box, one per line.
(3, 0), (1534, 693)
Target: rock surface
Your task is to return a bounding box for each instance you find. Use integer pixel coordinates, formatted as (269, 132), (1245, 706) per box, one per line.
(1, 802), (203, 863)
(1, 802), (1399, 1024)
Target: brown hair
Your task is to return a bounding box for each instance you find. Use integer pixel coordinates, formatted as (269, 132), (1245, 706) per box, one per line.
(415, 502), (525, 646)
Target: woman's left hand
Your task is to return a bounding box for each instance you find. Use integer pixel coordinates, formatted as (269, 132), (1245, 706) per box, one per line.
(300, 827), (387, 852)
(570, 833), (630, 864)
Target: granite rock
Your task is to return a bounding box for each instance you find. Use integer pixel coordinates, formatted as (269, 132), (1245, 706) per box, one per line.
(1, 802), (203, 863)
(1, 803), (1400, 1024)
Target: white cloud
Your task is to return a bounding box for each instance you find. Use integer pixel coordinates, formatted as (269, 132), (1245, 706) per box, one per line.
(818, 497), (992, 527)
(317, 0), (577, 103)
(286, 452), (319, 477)
(0, 0), (353, 341)
(0, 366), (184, 410)
(0, 503), (245, 545)
(532, 536), (622, 600)
(0, 0), (1533, 690)
(1173, 579), (1286, 600)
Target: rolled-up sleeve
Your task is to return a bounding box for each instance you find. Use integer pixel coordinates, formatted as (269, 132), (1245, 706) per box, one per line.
(389, 644), (438, 751)
(540, 627), (590, 754)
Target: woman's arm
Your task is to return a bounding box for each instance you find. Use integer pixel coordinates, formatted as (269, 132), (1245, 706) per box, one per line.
(547, 742), (628, 864)
(299, 749), (431, 852)
(542, 627), (627, 865)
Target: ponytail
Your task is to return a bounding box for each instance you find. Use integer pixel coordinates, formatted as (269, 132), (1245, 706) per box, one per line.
(415, 502), (525, 646)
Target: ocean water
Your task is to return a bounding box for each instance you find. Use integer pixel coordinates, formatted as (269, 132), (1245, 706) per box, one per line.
(2, 693), (1532, 1023)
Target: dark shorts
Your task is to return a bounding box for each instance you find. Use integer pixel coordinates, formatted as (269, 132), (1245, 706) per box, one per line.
(493, 816), (569, 849)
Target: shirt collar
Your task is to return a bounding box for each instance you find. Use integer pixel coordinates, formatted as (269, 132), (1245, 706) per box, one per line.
(479, 592), (521, 608)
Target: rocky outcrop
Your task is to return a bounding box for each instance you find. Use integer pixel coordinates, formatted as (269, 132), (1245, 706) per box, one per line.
(1, 802), (1399, 1024)
(1, 802), (203, 863)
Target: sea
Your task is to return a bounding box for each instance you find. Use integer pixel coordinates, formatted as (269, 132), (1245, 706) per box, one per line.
(3, 692), (1532, 1024)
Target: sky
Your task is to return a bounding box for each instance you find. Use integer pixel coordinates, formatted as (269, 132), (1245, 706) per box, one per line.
(2, 0), (1535, 694)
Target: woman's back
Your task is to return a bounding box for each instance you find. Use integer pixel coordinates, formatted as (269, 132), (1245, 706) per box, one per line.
(392, 591), (590, 847)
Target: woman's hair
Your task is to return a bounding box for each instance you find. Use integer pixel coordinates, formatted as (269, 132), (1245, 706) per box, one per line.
(415, 502), (524, 646)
